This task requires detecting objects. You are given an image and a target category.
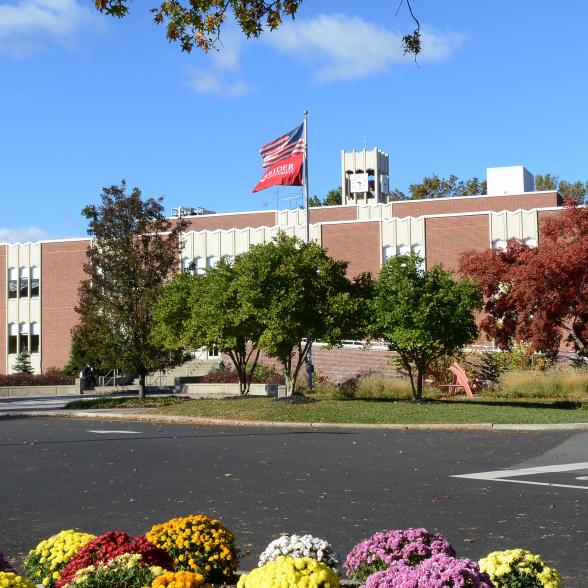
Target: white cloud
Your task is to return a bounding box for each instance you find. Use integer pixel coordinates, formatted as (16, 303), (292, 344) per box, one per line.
(0, 226), (51, 243)
(189, 72), (250, 97)
(0, 0), (96, 55)
(265, 14), (466, 82)
(188, 25), (251, 97)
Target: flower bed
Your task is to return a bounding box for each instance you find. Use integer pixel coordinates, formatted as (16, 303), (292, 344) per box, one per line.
(3, 518), (562, 588)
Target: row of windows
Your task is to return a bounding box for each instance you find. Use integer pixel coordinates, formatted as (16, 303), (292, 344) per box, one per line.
(8, 266), (40, 299)
(8, 322), (40, 355)
(181, 256), (222, 275)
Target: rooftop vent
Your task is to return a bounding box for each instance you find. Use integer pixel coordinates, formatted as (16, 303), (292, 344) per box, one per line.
(486, 166), (534, 195)
(171, 206), (215, 217)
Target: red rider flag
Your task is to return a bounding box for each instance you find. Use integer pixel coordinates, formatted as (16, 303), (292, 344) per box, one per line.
(252, 123), (305, 192)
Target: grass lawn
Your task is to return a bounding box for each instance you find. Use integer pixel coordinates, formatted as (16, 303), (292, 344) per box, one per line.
(65, 396), (190, 409)
(65, 395), (588, 425)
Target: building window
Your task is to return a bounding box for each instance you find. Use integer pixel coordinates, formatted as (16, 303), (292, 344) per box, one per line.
(492, 239), (507, 250)
(19, 322), (29, 353)
(207, 346), (219, 359)
(194, 257), (206, 275)
(411, 244), (425, 272)
(8, 268), (17, 299)
(382, 246), (395, 263)
(524, 237), (538, 248)
(30, 322), (40, 354)
(30, 266), (40, 297)
(207, 256), (219, 269)
(396, 244), (410, 256)
(181, 257), (192, 273)
(19, 267), (29, 298)
(8, 323), (17, 354)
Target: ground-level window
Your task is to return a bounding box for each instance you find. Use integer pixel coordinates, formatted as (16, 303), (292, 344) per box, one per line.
(207, 256), (219, 269)
(195, 257), (206, 275)
(30, 322), (40, 353)
(19, 322), (29, 353)
(207, 346), (219, 359)
(396, 244), (410, 256)
(492, 239), (507, 250)
(8, 323), (17, 354)
(524, 237), (538, 248)
(382, 246), (395, 263)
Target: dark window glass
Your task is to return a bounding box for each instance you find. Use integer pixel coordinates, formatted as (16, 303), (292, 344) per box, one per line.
(8, 268), (17, 299)
(31, 267), (40, 297)
(19, 273), (29, 298)
(19, 334), (28, 353)
(30, 334), (39, 354)
(8, 334), (17, 355)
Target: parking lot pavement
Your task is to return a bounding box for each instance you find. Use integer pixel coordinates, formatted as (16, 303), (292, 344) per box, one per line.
(0, 418), (586, 582)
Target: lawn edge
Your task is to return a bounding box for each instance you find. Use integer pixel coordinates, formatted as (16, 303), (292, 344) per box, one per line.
(2, 410), (588, 430)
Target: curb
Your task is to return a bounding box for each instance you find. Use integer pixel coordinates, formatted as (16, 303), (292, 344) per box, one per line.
(1, 410), (588, 431)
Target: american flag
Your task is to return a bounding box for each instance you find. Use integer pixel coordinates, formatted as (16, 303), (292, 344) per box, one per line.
(259, 123), (305, 168)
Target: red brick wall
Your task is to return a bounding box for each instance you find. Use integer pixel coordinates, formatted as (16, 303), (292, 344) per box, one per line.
(321, 221), (381, 278)
(0, 246), (6, 374)
(310, 206), (357, 224)
(392, 192), (559, 218)
(425, 214), (490, 271)
(41, 240), (88, 371)
(179, 212), (277, 232)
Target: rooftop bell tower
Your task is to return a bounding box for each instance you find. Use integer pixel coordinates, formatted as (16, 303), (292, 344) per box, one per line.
(341, 147), (390, 205)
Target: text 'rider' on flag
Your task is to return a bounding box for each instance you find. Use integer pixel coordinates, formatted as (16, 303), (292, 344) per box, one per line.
(252, 123), (305, 192)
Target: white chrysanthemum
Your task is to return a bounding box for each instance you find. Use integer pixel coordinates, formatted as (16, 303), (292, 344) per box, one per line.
(258, 534), (338, 569)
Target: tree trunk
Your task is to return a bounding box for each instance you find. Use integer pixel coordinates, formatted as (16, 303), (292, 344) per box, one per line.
(284, 374), (294, 396)
(138, 371), (146, 400)
(415, 365), (424, 402)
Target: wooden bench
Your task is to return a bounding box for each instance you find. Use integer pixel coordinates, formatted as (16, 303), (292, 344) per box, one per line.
(438, 361), (474, 398)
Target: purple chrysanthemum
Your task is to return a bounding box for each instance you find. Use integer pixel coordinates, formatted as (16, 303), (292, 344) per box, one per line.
(363, 554), (494, 587)
(0, 551), (15, 573)
(345, 528), (456, 583)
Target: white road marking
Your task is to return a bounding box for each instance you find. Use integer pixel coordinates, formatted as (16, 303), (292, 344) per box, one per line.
(452, 462), (588, 491)
(87, 430), (142, 434)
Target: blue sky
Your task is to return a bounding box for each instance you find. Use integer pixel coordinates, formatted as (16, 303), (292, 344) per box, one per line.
(1, 0), (587, 241)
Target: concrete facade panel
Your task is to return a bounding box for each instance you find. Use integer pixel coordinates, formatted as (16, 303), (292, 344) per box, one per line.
(321, 221), (381, 278)
(425, 214), (490, 271)
(41, 240), (88, 371)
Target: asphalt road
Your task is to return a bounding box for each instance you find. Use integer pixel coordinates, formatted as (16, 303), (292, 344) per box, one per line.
(0, 418), (586, 584)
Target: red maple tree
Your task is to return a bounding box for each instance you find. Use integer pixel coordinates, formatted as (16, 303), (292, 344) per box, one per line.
(459, 201), (588, 357)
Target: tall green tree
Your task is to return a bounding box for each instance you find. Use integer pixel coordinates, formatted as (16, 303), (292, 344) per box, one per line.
(152, 259), (265, 395)
(535, 174), (587, 203)
(370, 254), (482, 401)
(76, 181), (188, 399)
(238, 232), (362, 395)
(308, 186), (342, 207)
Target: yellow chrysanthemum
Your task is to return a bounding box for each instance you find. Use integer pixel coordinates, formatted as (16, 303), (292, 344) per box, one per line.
(237, 556), (339, 588)
(479, 549), (561, 588)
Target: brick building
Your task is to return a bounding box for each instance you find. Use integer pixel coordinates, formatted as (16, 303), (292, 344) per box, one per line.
(0, 163), (564, 376)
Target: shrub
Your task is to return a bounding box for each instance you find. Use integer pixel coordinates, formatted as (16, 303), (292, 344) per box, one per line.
(0, 572), (36, 588)
(344, 528), (455, 583)
(146, 515), (238, 583)
(24, 530), (96, 587)
(492, 370), (588, 400)
(364, 554), (493, 587)
(59, 553), (168, 588)
(258, 534), (338, 570)
(0, 553), (14, 573)
(237, 556), (339, 588)
(0, 372), (75, 387)
(197, 364), (284, 385)
(55, 531), (171, 588)
(150, 570), (208, 587)
(479, 549), (561, 587)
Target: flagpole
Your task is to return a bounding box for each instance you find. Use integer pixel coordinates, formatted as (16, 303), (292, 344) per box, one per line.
(303, 110), (314, 391)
